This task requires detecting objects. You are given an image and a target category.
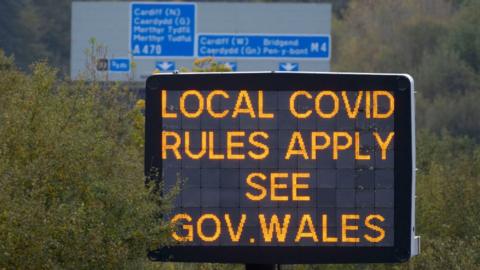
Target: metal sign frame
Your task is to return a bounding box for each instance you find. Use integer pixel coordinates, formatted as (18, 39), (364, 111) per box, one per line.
(145, 72), (417, 264)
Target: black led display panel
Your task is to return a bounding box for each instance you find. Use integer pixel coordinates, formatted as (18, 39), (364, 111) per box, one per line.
(145, 72), (416, 264)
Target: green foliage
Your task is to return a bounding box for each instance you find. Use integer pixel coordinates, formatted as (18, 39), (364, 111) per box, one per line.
(414, 46), (478, 100)
(333, 0), (480, 142)
(333, 0), (452, 73)
(417, 88), (480, 139)
(0, 0), (70, 71)
(1, 0), (480, 269)
(0, 53), (175, 269)
(326, 0), (480, 269)
(446, 0), (480, 72)
(190, 57), (233, 72)
(404, 133), (480, 269)
(416, 132), (480, 239)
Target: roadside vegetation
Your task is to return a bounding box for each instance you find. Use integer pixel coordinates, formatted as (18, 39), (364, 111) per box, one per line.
(0, 0), (479, 269)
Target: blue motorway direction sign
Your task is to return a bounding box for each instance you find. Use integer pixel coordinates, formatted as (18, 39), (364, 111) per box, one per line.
(109, 58), (130, 72)
(130, 3), (195, 57)
(279, 62), (299, 71)
(198, 34), (329, 59)
(156, 61), (176, 72)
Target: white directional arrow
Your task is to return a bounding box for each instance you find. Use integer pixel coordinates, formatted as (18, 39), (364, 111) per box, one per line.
(220, 62), (237, 71)
(223, 62), (233, 70)
(281, 63), (298, 71)
(157, 61), (173, 71)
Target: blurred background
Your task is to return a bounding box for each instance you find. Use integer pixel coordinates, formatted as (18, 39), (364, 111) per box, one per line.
(0, 0), (479, 269)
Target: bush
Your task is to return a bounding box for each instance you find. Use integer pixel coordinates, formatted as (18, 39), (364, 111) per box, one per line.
(0, 51), (173, 269)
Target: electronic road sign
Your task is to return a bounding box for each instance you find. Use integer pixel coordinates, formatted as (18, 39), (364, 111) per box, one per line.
(145, 72), (419, 264)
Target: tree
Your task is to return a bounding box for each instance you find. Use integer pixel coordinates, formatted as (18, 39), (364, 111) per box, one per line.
(332, 0), (452, 73)
(0, 51), (175, 269)
(446, 0), (480, 72)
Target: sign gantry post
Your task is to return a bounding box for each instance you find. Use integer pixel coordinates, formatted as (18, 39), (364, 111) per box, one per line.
(145, 72), (419, 265)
